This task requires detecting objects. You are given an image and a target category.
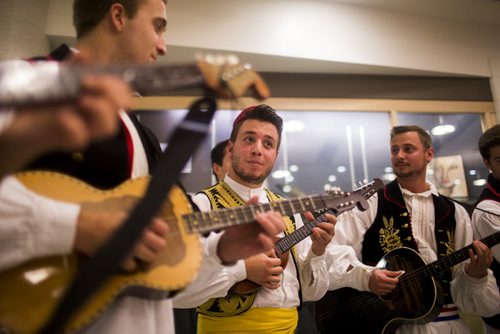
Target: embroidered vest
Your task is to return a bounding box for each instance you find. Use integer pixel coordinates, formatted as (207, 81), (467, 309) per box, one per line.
(196, 181), (298, 317)
(24, 44), (162, 189)
(476, 174), (500, 329)
(362, 180), (456, 304)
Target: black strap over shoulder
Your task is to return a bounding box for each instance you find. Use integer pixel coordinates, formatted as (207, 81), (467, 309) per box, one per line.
(40, 97), (217, 334)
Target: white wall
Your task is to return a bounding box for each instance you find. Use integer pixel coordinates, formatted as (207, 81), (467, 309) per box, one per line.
(0, 0), (50, 60)
(43, 0), (500, 78)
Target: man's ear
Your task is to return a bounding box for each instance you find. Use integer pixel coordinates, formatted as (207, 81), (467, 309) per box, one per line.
(227, 141), (234, 155)
(109, 3), (127, 31)
(484, 158), (492, 170)
(426, 147), (434, 163)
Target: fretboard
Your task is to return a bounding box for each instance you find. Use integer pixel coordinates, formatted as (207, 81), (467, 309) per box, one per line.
(274, 209), (335, 256)
(274, 179), (383, 255)
(182, 193), (339, 234)
(409, 231), (500, 281)
(0, 61), (205, 109)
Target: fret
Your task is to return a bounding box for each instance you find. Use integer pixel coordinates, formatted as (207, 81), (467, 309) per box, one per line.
(234, 206), (246, 227)
(271, 201), (283, 215)
(242, 206), (254, 223)
(276, 201), (285, 216)
(298, 197), (310, 212)
(308, 195), (317, 210)
(296, 198), (307, 212)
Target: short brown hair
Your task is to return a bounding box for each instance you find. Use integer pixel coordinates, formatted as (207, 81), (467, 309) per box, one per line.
(478, 124), (500, 161)
(73, 0), (166, 38)
(230, 104), (283, 149)
(390, 125), (432, 149)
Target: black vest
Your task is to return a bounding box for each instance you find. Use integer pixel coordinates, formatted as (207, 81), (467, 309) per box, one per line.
(362, 180), (456, 304)
(476, 173), (500, 329)
(24, 44), (161, 189)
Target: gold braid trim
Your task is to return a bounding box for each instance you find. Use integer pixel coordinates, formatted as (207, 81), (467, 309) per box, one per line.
(197, 182), (295, 317)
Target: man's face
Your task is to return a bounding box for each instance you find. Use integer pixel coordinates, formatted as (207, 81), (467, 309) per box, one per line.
(390, 131), (433, 180)
(118, 0), (167, 64)
(228, 119), (279, 187)
(485, 144), (500, 180)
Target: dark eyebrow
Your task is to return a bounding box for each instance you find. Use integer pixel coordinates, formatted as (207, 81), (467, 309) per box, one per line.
(155, 17), (167, 30)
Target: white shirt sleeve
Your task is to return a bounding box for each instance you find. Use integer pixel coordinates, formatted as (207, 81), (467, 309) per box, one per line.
(0, 176), (80, 270)
(294, 213), (330, 301)
(326, 194), (379, 291)
(172, 192), (246, 308)
(450, 203), (500, 317)
(472, 199), (500, 262)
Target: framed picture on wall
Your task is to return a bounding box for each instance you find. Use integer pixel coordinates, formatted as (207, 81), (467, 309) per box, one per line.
(427, 155), (468, 198)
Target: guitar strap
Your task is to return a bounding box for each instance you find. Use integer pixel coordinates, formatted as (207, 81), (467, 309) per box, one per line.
(39, 97), (217, 334)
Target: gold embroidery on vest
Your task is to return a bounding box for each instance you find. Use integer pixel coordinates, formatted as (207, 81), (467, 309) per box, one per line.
(197, 183), (295, 317)
(444, 230), (455, 256)
(379, 215), (402, 253)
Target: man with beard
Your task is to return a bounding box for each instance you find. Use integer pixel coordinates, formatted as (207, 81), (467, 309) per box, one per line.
(472, 124), (500, 334)
(184, 104), (336, 333)
(322, 125), (499, 334)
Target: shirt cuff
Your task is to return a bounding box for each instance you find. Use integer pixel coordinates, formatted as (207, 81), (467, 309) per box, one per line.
(32, 198), (80, 257)
(462, 266), (489, 285)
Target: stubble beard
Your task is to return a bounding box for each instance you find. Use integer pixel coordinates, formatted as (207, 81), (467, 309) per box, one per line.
(232, 159), (272, 186)
(394, 158), (427, 180)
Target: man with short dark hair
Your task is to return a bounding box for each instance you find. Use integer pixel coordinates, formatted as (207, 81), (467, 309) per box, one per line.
(211, 139), (230, 183)
(473, 124), (500, 334)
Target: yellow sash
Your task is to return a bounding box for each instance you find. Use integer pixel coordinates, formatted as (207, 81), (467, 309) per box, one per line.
(197, 307), (298, 333)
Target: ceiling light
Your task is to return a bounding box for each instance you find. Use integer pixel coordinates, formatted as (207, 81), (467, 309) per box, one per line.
(431, 124), (455, 136)
(473, 179), (486, 187)
(431, 116), (455, 136)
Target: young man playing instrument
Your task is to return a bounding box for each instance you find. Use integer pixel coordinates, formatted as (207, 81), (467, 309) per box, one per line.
(320, 125), (499, 334)
(184, 104), (336, 333)
(0, 1), (284, 333)
(473, 124), (500, 334)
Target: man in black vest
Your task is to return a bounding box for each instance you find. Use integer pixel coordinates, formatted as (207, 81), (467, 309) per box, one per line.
(473, 124), (500, 334)
(321, 125), (499, 333)
(0, 1), (284, 333)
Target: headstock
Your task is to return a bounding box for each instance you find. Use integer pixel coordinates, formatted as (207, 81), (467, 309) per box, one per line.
(196, 54), (270, 101)
(322, 178), (384, 214)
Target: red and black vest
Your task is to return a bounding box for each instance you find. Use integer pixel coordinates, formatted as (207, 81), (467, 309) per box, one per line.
(476, 173), (500, 329)
(361, 180), (457, 305)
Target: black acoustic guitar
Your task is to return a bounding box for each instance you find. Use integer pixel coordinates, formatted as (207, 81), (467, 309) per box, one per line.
(315, 231), (500, 334)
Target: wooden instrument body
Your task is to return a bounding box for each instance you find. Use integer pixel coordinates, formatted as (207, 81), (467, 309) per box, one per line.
(0, 171), (201, 333)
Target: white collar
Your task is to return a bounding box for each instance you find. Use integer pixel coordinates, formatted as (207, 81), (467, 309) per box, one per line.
(398, 182), (439, 198)
(223, 175), (265, 201)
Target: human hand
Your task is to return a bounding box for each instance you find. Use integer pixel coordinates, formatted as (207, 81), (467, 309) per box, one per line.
(466, 240), (493, 279)
(368, 268), (404, 295)
(245, 250), (283, 289)
(216, 196), (285, 264)
(74, 210), (169, 272)
(0, 74), (132, 179)
(307, 212), (336, 256)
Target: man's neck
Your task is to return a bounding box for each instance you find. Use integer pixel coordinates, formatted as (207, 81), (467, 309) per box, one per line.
(396, 176), (429, 194)
(74, 35), (116, 65)
(226, 173), (263, 190)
